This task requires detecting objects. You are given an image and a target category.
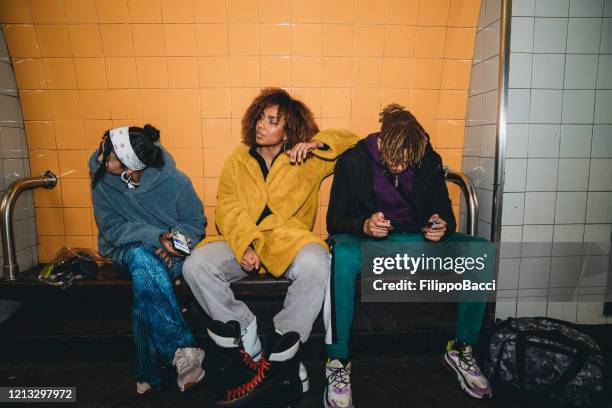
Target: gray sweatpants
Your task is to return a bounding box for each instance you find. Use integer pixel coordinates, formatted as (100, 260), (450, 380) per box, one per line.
(183, 241), (330, 342)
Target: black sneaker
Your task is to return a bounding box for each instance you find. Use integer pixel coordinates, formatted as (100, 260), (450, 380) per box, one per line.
(205, 320), (259, 402)
(215, 330), (303, 407)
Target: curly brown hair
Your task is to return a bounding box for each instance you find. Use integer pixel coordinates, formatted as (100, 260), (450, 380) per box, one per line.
(378, 103), (429, 171)
(241, 88), (319, 149)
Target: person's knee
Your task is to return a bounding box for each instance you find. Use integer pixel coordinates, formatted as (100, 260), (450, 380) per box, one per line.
(124, 245), (161, 276)
(294, 244), (330, 284)
(183, 243), (227, 285)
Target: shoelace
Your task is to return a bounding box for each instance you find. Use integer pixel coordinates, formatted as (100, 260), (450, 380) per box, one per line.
(458, 347), (480, 374)
(239, 348), (258, 371)
(226, 357), (270, 400)
(328, 364), (351, 391)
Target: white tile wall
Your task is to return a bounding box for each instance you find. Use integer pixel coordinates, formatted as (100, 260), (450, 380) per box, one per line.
(565, 54), (599, 89)
(516, 300), (548, 316)
(513, 0), (536, 16)
(484, 20), (502, 60)
(480, 157), (495, 189)
(524, 191), (556, 223)
(502, 192), (526, 225)
(547, 301), (579, 321)
(504, 158), (528, 191)
(511, 17), (535, 52)
(570, 0), (606, 17)
(560, 124), (593, 157)
(506, 124), (530, 157)
(535, 0), (570, 17)
(508, 89), (531, 123)
(601, 18), (612, 53)
(484, 0), (502, 29)
(509, 53), (533, 88)
(584, 223), (612, 242)
(522, 225), (554, 257)
(588, 159), (612, 190)
(567, 18), (603, 53)
(526, 158), (558, 190)
(555, 191), (588, 223)
(531, 53), (565, 89)
(592, 125), (612, 157)
(577, 302), (605, 323)
(585, 191), (612, 222)
(495, 301), (517, 318)
(483, 57), (499, 92)
(498, 258), (521, 289)
(594, 90), (612, 123)
(562, 90), (596, 124)
(597, 55), (612, 89)
(530, 89), (563, 123)
(481, 125), (497, 157)
(519, 256), (551, 289)
(557, 158), (590, 190)
(533, 18), (568, 53)
(528, 124), (561, 157)
(478, 188), (494, 221)
(605, 0), (612, 16)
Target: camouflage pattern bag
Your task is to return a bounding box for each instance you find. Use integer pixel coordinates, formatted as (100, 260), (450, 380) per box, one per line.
(483, 317), (606, 407)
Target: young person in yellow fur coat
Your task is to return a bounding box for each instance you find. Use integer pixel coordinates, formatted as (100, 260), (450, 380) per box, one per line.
(183, 88), (359, 405)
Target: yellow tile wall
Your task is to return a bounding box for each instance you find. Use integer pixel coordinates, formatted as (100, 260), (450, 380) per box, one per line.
(1, 0), (480, 261)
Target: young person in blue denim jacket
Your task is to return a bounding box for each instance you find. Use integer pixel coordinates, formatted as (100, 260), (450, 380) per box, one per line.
(89, 124), (206, 394)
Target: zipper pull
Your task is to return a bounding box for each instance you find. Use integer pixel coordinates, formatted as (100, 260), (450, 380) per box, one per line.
(394, 175), (398, 187)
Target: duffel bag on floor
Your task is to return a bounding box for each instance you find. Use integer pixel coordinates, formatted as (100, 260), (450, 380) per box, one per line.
(482, 317), (606, 407)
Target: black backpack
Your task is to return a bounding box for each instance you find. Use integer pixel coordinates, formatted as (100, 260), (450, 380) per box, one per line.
(482, 317), (607, 407)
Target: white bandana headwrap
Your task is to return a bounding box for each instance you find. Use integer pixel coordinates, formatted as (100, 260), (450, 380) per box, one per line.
(109, 126), (146, 171)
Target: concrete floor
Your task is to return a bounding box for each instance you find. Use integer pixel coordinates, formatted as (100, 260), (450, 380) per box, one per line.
(0, 358), (530, 408)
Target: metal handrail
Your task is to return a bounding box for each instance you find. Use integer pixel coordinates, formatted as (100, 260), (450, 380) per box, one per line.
(1, 171), (57, 281)
(444, 167), (479, 236)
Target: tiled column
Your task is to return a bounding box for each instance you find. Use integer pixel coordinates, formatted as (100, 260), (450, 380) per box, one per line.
(0, 29), (38, 277)
(498, 0), (612, 323)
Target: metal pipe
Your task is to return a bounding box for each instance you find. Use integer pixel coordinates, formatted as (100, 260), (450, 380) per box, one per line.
(445, 167), (479, 236)
(1, 170), (57, 281)
(491, 0), (512, 243)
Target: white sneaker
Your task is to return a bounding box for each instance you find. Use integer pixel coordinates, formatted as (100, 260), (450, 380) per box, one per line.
(172, 347), (205, 392)
(136, 381), (152, 395)
(299, 362), (309, 393)
(324, 359), (353, 408)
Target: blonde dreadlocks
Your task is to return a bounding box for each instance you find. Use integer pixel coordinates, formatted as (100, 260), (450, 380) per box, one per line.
(378, 103), (428, 172)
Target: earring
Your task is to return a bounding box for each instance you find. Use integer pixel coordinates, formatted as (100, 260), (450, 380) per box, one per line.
(282, 139), (287, 151)
(121, 171), (131, 184)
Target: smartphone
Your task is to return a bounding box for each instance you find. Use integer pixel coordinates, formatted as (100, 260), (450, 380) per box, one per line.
(171, 229), (191, 256)
(390, 221), (423, 233)
(390, 220), (436, 233)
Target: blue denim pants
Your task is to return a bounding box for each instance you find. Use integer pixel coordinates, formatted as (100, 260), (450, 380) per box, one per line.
(112, 243), (196, 387)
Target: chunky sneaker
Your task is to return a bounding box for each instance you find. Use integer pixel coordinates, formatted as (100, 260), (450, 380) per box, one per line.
(136, 381), (152, 395)
(173, 347), (205, 392)
(324, 359), (353, 408)
(214, 330), (303, 407)
(205, 320), (259, 403)
(444, 340), (492, 399)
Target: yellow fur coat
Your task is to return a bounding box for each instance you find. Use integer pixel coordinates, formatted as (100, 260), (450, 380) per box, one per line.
(198, 129), (359, 277)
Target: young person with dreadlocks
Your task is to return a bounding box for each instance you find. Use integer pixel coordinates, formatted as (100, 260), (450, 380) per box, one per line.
(90, 124), (206, 394)
(322, 104), (492, 407)
(182, 88), (359, 406)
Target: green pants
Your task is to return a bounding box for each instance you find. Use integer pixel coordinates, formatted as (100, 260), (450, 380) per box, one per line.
(325, 232), (491, 359)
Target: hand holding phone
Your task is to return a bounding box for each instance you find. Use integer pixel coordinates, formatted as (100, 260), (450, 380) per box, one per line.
(171, 229), (191, 256)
